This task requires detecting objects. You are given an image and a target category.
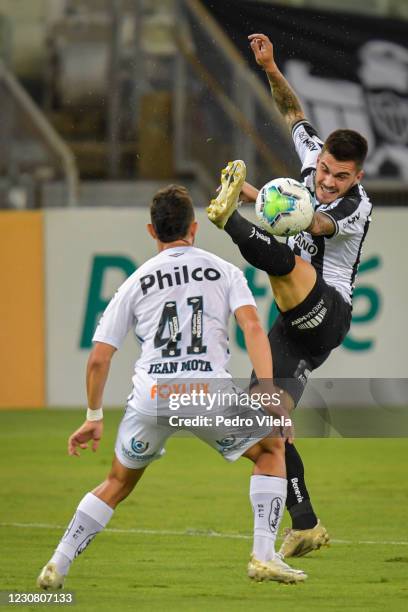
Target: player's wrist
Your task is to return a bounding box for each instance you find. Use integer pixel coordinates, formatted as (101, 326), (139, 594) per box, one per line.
(86, 407), (103, 421)
(265, 64), (280, 78)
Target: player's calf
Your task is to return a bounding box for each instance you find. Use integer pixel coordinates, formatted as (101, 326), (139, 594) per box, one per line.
(37, 460), (144, 588)
(242, 435), (307, 582)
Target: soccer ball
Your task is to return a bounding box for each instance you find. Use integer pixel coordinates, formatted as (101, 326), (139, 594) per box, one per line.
(255, 177), (314, 236)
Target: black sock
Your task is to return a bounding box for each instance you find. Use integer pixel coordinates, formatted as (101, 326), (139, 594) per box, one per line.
(224, 211), (295, 276)
(285, 441), (318, 530)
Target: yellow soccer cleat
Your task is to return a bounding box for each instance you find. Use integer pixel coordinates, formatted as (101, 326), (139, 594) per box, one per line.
(207, 160), (246, 229)
(247, 554), (307, 584)
(36, 563), (65, 590)
(279, 520), (330, 558)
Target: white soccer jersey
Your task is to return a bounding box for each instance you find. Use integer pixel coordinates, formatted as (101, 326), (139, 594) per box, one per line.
(93, 246), (256, 379)
(288, 120), (373, 305)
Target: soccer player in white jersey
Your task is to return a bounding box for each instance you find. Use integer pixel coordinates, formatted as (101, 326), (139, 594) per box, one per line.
(207, 33), (372, 559)
(37, 184), (307, 589)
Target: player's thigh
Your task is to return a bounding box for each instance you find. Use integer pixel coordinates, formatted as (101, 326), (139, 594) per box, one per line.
(269, 256), (317, 312)
(189, 385), (281, 463)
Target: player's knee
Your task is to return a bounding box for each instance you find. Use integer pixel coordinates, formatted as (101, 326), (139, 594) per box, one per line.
(271, 245), (296, 276)
(243, 437), (285, 462)
(258, 436), (285, 456)
(256, 244), (295, 277)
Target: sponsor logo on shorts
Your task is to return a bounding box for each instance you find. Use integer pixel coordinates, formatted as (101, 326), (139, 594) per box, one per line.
(291, 298), (328, 329)
(130, 439), (149, 454)
(121, 443), (157, 462)
(269, 497), (283, 533)
(294, 360), (312, 387)
(216, 435), (253, 456)
(216, 435), (236, 448)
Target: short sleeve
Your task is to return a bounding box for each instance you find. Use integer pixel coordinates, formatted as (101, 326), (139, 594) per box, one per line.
(92, 276), (137, 349)
(319, 196), (363, 238)
(292, 120), (324, 177)
(228, 267), (256, 314)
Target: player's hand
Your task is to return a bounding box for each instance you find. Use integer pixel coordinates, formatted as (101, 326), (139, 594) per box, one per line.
(248, 33), (277, 72)
(68, 420), (103, 456)
(256, 380), (295, 442)
(283, 421), (295, 445)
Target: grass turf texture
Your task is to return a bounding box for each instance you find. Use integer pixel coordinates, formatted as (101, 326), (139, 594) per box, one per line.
(0, 410), (407, 611)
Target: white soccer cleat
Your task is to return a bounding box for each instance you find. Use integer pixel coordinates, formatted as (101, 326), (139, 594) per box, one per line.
(279, 519), (330, 558)
(207, 160), (246, 229)
(36, 563), (65, 590)
(247, 554), (307, 584)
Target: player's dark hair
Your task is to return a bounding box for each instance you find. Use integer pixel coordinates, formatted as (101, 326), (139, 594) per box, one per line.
(150, 184), (195, 242)
(323, 129), (368, 169)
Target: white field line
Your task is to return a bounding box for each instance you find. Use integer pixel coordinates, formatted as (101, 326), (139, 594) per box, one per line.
(1, 522), (408, 546)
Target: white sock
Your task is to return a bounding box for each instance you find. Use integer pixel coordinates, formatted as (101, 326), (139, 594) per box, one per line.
(250, 475), (287, 562)
(50, 493), (114, 575)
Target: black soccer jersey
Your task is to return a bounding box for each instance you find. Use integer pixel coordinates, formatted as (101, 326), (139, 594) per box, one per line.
(287, 120), (372, 305)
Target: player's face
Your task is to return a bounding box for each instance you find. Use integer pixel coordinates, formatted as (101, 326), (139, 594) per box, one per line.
(315, 152), (364, 204)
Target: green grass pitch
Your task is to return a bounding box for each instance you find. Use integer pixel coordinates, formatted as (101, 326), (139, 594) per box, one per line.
(0, 410), (407, 611)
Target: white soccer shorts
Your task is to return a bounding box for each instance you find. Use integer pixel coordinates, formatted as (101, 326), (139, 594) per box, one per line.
(115, 370), (277, 469)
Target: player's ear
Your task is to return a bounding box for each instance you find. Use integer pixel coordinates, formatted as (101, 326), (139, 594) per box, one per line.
(356, 168), (364, 183)
(190, 220), (198, 238)
(147, 223), (157, 239)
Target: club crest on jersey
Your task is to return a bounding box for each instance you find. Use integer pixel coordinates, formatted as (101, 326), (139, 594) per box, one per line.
(293, 232), (318, 255)
(140, 265), (221, 295)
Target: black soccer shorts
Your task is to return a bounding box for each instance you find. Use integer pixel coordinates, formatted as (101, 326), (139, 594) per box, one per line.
(250, 274), (352, 407)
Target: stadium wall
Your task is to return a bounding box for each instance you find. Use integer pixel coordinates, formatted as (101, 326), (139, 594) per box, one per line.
(1, 207), (407, 408)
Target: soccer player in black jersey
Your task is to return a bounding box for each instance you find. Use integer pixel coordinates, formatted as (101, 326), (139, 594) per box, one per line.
(208, 33), (372, 558)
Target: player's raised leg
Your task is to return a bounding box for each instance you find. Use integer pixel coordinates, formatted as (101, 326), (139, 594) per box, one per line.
(207, 160), (316, 313)
(242, 437), (307, 583)
(208, 161), (329, 557)
(37, 458), (145, 589)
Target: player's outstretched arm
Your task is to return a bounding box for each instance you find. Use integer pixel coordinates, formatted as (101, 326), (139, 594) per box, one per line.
(248, 33), (305, 130)
(235, 305), (273, 381)
(235, 305), (291, 420)
(68, 342), (116, 456)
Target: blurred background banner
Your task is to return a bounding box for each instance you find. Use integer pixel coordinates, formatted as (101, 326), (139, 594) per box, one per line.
(0, 211), (45, 408)
(202, 0), (408, 181)
(0, 205), (403, 408)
